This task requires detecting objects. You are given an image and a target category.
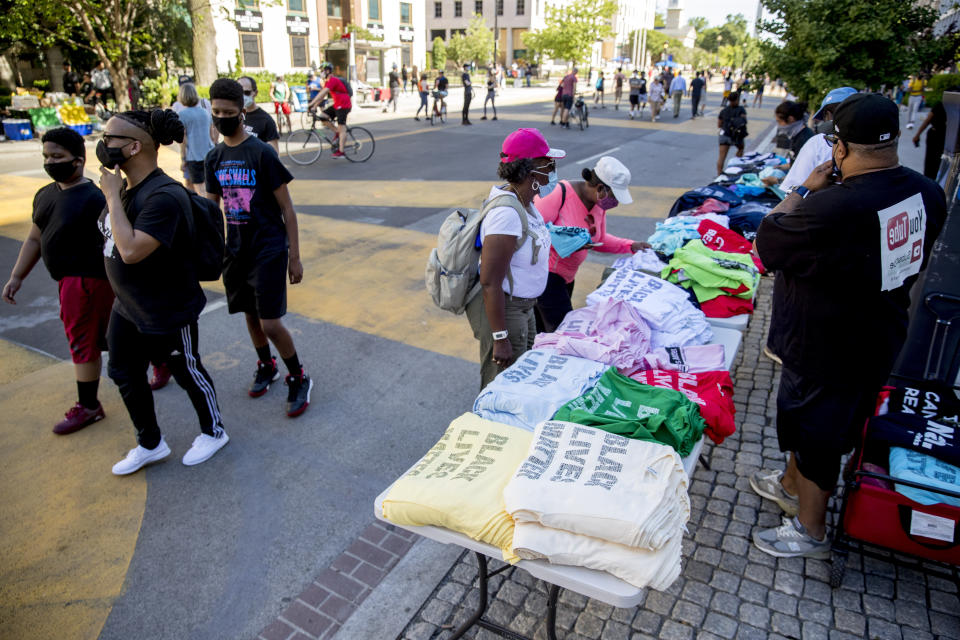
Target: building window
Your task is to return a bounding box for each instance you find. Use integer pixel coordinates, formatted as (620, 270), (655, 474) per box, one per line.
(400, 2), (412, 23)
(288, 0), (305, 12)
(290, 35), (308, 67)
(237, 0), (258, 7)
(368, 0), (380, 21)
(475, 0), (482, 15)
(454, 1), (462, 16)
(496, 0), (503, 15)
(430, 28), (446, 42)
(239, 32), (262, 67)
(327, 0), (342, 17)
(515, 0), (524, 15)
(434, 1), (442, 17)
(402, 43), (412, 67)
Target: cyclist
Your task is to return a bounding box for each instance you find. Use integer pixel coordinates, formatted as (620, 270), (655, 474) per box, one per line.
(433, 70), (449, 118)
(307, 63), (352, 159)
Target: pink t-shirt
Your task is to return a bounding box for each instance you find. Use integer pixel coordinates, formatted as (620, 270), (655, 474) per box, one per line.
(560, 73), (577, 96)
(534, 180), (634, 283)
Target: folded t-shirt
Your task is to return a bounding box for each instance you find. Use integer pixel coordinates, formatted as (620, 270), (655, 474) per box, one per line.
(381, 413), (533, 562)
(626, 343), (726, 375)
(889, 446), (960, 508)
(630, 369), (736, 444)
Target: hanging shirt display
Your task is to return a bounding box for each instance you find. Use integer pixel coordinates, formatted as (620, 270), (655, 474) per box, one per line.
(629, 369), (736, 444)
(381, 413), (533, 562)
(473, 349), (608, 431)
(586, 269), (713, 349)
(532, 298), (652, 371)
(552, 368), (707, 457)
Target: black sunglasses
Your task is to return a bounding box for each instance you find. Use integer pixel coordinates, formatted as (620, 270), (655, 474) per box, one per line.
(243, 90), (254, 96)
(101, 134), (138, 143)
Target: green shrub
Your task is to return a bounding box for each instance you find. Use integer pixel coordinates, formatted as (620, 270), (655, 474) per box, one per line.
(926, 73), (960, 108)
(32, 79), (51, 91)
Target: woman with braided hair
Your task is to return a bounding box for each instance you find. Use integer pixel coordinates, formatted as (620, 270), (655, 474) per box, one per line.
(97, 108), (231, 475)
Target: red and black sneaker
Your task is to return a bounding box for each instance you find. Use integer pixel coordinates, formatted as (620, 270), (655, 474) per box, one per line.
(54, 402), (105, 435)
(249, 358), (280, 398)
(285, 370), (313, 417)
(149, 362), (172, 390)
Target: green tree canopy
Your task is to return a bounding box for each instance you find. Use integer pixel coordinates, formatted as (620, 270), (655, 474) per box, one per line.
(431, 37), (447, 70)
(760, 0), (946, 104)
(687, 17), (709, 32)
(463, 13), (494, 64)
(697, 13), (749, 52)
(520, 0), (616, 65)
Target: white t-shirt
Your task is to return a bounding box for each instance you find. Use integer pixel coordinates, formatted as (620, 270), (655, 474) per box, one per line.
(480, 186), (551, 299)
(780, 133), (831, 192)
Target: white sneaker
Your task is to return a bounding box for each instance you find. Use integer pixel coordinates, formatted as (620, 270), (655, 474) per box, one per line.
(182, 431), (230, 466)
(906, 122), (915, 129)
(112, 439), (171, 475)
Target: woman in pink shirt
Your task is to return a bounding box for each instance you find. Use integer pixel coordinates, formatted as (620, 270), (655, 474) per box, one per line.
(533, 156), (650, 332)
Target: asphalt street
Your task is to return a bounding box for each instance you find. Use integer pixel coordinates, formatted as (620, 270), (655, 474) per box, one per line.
(0, 88), (780, 640)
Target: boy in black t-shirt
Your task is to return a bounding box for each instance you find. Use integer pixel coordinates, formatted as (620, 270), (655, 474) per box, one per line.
(3, 128), (112, 435)
(717, 91), (748, 175)
(98, 108), (230, 475)
(238, 76), (280, 154)
(206, 78), (313, 418)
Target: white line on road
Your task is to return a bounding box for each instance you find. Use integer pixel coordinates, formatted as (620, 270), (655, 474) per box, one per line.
(575, 146), (622, 166)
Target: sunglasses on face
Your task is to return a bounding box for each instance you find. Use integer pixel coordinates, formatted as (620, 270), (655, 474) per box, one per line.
(101, 134), (138, 144)
(243, 90), (254, 96)
(824, 133), (839, 146)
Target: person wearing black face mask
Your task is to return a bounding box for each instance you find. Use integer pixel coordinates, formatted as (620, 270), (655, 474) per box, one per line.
(97, 108), (231, 475)
(2, 127), (113, 436)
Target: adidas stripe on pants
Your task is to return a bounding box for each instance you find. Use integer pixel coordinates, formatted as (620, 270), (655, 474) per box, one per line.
(107, 310), (224, 450)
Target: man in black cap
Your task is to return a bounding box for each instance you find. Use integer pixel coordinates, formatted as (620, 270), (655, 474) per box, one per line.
(749, 93), (947, 559)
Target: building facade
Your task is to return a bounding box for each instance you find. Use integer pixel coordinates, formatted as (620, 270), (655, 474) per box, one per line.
(426, 0), (549, 66)
(213, 0), (324, 74)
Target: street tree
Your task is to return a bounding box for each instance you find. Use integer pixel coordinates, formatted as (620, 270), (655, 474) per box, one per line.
(447, 33), (468, 67)
(463, 13), (494, 65)
(687, 17), (709, 33)
(187, 0), (217, 86)
(760, 0), (946, 103)
(697, 14), (749, 52)
(520, 0), (616, 66)
(432, 37), (448, 70)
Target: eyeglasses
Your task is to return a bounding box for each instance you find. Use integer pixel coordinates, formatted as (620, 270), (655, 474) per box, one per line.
(243, 90), (254, 96)
(101, 134), (138, 143)
(824, 133), (839, 146)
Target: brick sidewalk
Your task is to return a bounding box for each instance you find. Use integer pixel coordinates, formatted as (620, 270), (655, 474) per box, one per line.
(399, 278), (960, 640)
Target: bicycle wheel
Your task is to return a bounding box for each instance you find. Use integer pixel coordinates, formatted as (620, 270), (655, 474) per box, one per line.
(300, 111), (313, 130)
(440, 103), (447, 123)
(285, 129), (324, 165)
(342, 126), (375, 163)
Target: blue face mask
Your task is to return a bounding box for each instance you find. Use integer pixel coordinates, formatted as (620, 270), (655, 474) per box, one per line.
(533, 169), (559, 197)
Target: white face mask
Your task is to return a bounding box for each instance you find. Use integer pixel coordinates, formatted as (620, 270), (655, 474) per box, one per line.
(243, 95), (255, 109)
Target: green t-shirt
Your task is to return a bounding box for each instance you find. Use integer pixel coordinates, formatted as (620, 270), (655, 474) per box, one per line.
(663, 239), (760, 302)
(552, 369), (706, 457)
(271, 82), (288, 102)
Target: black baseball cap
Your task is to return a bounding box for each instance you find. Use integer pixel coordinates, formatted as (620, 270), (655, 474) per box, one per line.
(833, 93), (899, 144)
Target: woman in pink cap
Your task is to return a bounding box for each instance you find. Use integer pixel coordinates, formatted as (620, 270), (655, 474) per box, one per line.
(534, 156), (650, 332)
(465, 128), (565, 388)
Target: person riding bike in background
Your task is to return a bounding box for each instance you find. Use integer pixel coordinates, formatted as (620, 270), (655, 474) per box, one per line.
(307, 63), (352, 159)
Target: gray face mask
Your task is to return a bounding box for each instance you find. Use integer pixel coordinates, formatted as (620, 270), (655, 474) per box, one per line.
(815, 120), (834, 135)
(243, 95), (255, 110)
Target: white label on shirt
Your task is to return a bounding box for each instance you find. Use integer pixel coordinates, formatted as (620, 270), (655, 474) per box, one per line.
(909, 510), (955, 543)
(877, 193), (926, 291)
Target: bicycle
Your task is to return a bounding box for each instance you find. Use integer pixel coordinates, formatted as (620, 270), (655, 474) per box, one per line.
(570, 93), (590, 130)
(285, 111), (375, 165)
(429, 90), (448, 125)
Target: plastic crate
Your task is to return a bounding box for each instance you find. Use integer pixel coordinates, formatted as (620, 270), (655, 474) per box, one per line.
(67, 123), (93, 136)
(3, 119), (33, 140)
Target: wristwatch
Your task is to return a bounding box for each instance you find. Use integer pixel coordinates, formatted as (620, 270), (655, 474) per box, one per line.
(791, 185), (810, 199)
(492, 330), (509, 341)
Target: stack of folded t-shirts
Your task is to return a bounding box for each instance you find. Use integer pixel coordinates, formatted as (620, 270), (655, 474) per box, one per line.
(503, 421), (689, 589)
(668, 185), (743, 217)
(889, 447), (960, 508)
(630, 369), (736, 444)
(381, 412), (533, 562)
(609, 248), (668, 275)
(646, 213), (730, 257)
(586, 269), (713, 349)
(662, 240), (761, 318)
(473, 348), (607, 431)
(553, 367), (707, 457)
(533, 298), (651, 372)
(628, 343), (726, 374)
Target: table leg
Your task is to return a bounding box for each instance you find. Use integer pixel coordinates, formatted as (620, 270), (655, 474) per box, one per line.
(545, 584), (561, 640)
(446, 552), (489, 639)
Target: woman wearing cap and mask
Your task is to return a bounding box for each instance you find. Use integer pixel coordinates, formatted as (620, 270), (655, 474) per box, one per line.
(466, 128), (564, 389)
(533, 156), (650, 333)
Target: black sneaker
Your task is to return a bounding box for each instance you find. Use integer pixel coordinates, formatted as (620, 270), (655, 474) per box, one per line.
(285, 370), (313, 417)
(249, 358), (280, 398)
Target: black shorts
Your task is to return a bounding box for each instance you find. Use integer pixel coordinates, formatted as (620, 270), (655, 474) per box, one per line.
(323, 106), (351, 125)
(222, 250), (288, 319)
(629, 95), (639, 106)
(776, 366), (881, 492)
(562, 95), (574, 109)
(184, 160), (205, 185)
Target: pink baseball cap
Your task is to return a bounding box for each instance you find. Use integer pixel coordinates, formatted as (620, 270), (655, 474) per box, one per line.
(500, 128), (566, 163)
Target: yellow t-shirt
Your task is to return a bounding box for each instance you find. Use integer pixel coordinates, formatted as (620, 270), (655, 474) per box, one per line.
(908, 79), (925, 96)
(382, 413), (533, 563)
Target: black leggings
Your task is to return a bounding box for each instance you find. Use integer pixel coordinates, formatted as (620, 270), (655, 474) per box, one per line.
(484, 92), (496, 117)
(462, 91), (472, 121)
(534, 272), (576, 333)
(107, 310), (223, 449)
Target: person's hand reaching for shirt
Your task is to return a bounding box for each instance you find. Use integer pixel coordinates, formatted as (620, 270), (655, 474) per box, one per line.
(630, 241), (652, 252)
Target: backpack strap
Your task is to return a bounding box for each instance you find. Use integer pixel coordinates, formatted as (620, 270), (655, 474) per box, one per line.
(479, 192), (541, 297)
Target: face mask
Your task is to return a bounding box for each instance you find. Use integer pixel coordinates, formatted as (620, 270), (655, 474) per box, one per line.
(815, 120), (833, 135)
(533, 170), (558, 197)
(44, 158), (79, 182)
(243, 95), (255, 110)
(598, 190), (619, 210)
(212, 114), (242, 136)
(96, 139), (131, 169)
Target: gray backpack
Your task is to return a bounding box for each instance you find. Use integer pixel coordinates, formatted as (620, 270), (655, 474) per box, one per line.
(425, 193), (540, 314)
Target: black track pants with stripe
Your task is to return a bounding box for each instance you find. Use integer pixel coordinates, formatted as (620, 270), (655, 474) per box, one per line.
(107, 310), (224, 449)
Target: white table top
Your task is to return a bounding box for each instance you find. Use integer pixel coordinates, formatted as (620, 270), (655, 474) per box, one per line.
(372, 329), (739, 609)
(707, 314), (750, 331)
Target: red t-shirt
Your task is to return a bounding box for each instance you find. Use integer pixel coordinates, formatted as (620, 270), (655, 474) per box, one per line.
(699, 295), (755, 318)
(698, 218), (765, 273)
(630, 369), (736, 444)
(325, 76), (352, 110)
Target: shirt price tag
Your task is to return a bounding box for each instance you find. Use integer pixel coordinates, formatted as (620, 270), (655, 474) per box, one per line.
(909, 510), (955, 543)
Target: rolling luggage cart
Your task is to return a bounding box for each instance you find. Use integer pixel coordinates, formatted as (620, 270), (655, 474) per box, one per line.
(830, 293), (960, 588)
